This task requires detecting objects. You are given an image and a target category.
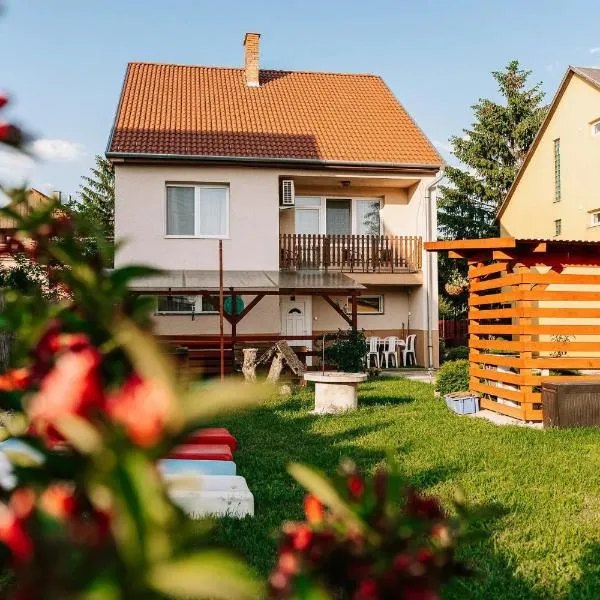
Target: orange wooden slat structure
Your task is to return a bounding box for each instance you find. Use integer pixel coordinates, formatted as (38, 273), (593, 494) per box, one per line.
(425, 237), (600, 422)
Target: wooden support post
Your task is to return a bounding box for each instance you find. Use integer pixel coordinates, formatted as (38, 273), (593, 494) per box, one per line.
(351, 294), (358, 331)
(230, 288), (237, 373)
(467, 260), (483, 393)
(219, 240), (224, 382)
(322, 295), (353, 327)
(517, 265), (534, 421)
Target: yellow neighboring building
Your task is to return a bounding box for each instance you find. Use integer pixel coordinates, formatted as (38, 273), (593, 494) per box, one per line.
(498, 66), (600, 238)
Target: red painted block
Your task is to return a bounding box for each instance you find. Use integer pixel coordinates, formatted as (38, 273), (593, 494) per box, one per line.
(186, 428), (237, 451)
(168, 444), (233, 461)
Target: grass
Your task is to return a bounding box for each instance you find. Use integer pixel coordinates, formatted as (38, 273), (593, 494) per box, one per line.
(212, 376), (600, 599)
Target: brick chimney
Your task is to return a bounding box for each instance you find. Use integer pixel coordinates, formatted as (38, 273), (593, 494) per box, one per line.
(243, 32), (260, 87)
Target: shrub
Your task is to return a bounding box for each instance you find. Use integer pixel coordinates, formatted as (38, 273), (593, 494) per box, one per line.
(444, 346), (469, 361)
(435, 359), (470, 396)
(269, 460), (472, 599)
(324, 329), (368, 373)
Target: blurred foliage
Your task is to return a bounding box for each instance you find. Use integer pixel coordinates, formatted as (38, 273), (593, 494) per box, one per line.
(0, 186), (265, 600)
(269, 460), (472, 599)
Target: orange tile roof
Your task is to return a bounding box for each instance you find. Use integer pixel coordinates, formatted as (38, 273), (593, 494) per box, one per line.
(107, 63), (442, 168)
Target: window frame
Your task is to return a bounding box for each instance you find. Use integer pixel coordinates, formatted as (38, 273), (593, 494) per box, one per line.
(293, 195), (383, 235)
(155, 295), (219, 315)
(554, 219), (562, 237)
(165, 184), (230, 239)
(553, 138), (561, 203)
(344, 295), (384, 315)
(591, 119), (600, 136)
(590, 210), (600, 228)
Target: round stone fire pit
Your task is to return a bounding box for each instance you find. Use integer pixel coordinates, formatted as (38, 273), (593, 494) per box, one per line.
(304, 372), (368, 414)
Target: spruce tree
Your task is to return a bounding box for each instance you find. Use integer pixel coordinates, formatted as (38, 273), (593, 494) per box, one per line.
(437, 61), (547, 313)
(77, 154), (115, 241)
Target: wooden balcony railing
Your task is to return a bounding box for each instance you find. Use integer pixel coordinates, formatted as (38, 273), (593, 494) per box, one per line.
(279, 234), (422, 273)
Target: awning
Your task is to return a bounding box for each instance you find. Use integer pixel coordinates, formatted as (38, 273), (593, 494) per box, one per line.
(128, 270), (365, 295)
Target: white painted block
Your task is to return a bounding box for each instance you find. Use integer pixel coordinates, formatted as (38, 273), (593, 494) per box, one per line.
(167, 475), (254, 518)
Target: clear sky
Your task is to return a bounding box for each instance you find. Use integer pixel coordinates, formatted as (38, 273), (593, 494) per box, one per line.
(1, 0), (599, 198)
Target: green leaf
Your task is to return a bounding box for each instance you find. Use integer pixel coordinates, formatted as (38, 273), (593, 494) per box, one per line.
(288, 463), (368, 534)
(109, 265), (162, 289)
(181, 379), (272, 424)
(54, 414), (103, 455)
(148, 551), (262, 599)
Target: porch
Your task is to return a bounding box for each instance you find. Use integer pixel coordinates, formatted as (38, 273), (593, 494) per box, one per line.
(279, 234), (422, 273)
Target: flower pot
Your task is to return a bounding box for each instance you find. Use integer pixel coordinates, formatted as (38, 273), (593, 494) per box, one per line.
(445, 392), (479, 415)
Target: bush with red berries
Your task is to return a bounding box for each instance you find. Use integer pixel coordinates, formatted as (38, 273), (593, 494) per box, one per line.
(0, 184), (263, 596)
(269, 461), (471, 600)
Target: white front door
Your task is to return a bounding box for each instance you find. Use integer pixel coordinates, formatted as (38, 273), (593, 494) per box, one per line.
(281, 297), (313, 365)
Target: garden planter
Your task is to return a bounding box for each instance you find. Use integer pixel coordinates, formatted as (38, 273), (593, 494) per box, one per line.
(445, 392), (480, 415)
(304, 372), (368, 414)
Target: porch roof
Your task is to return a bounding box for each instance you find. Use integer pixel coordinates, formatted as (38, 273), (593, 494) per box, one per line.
(128, 269), (365, 295)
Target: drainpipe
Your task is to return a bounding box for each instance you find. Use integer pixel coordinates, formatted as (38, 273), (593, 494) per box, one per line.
(425, 171), (444, 369)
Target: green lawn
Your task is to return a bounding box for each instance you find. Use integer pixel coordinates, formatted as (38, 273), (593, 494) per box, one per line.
(213, 377), (600, 599)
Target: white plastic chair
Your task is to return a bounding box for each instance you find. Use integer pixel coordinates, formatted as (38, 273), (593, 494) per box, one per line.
(402, 334), (417, 366)
(381, 336), (400, 368)
(365, 336), (380, 368)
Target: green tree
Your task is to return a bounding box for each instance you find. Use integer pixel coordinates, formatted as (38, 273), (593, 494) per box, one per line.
(437, 61), (547, 313)
(68, 155), (115, 264)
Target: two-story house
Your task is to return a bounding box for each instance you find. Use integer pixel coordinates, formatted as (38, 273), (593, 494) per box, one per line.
(107, 33), (442, 367)
(498, 66), (600, 238)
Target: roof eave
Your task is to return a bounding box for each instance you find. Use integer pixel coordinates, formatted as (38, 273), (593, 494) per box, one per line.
(105, 151), (442, 171)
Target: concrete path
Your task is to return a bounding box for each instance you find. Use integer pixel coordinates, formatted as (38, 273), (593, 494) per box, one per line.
(381, 369), (436, 384)
(467, 409), (543, 429)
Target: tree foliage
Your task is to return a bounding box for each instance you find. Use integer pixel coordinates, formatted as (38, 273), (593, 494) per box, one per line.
(67, 155), (115, 265)
(437, 61), (547, 313)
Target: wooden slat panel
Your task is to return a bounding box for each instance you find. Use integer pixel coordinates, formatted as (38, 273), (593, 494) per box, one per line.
(470, 291), (519, 306)
(523, 357), (600, 368)
(470, 323), (600, 335)
(468, 262), (509, 279)
(469, 353), (521, 368)
(471, 380), (525, 403)
(470, 366), (522, 386)
(471, 339), (600, 352)
(469, 307), (600, 319)
(470, 273), (520, 291)
(520, 272), (600, 285)
(521, 290), (600, 302)
(479, 397), (526, 420)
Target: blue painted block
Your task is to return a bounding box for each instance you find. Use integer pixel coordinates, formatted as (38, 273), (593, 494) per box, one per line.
(445, 394), (479, 415)
(0, 439), (44, 463)
(159, 459), (236, 476)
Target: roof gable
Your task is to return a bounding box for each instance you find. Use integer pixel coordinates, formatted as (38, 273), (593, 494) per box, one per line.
(497, 66), (600, 220)
(107, 62), (441, 168)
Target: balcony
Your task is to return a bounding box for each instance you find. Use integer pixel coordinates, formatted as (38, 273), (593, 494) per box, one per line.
(279, 234), (422, 273)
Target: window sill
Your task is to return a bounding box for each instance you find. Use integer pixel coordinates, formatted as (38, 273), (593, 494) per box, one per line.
(164, 235), (230, 240)
(155, 312), (218, 316)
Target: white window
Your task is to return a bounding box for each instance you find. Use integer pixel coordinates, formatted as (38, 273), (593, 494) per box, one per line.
(590, 210), (600, 227)
(554, 219), (562, 236)
(592, 120), (600, 136)
(345, 295), (384, 315)
(166, 185), (229, 238)
(156, 295), (218, 314)
(293, 196), (382, 235)
(294, 196), (321, 234)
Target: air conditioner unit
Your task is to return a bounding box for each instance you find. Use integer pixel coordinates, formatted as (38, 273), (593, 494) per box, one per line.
(280, 179), (295, 206)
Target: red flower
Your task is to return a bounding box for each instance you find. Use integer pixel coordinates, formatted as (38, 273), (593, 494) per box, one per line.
(0, 504), (33, 564)
(40, 483), (77, 520)
(278, 551), (299, 575)
(28, 345), (103, 446)
(304, 494), (325, 524)
(0, 368), (31, 392)
(354, 579), (378, 600)
(406, 490), (444, 520)
(393, 553), (413, 572)
(10, 489), (35, 521)
(291, 524), (313, 551)
(106, 374), (175, 447)
(348, 474), (364, 500)
(0, 123), (23, 146)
